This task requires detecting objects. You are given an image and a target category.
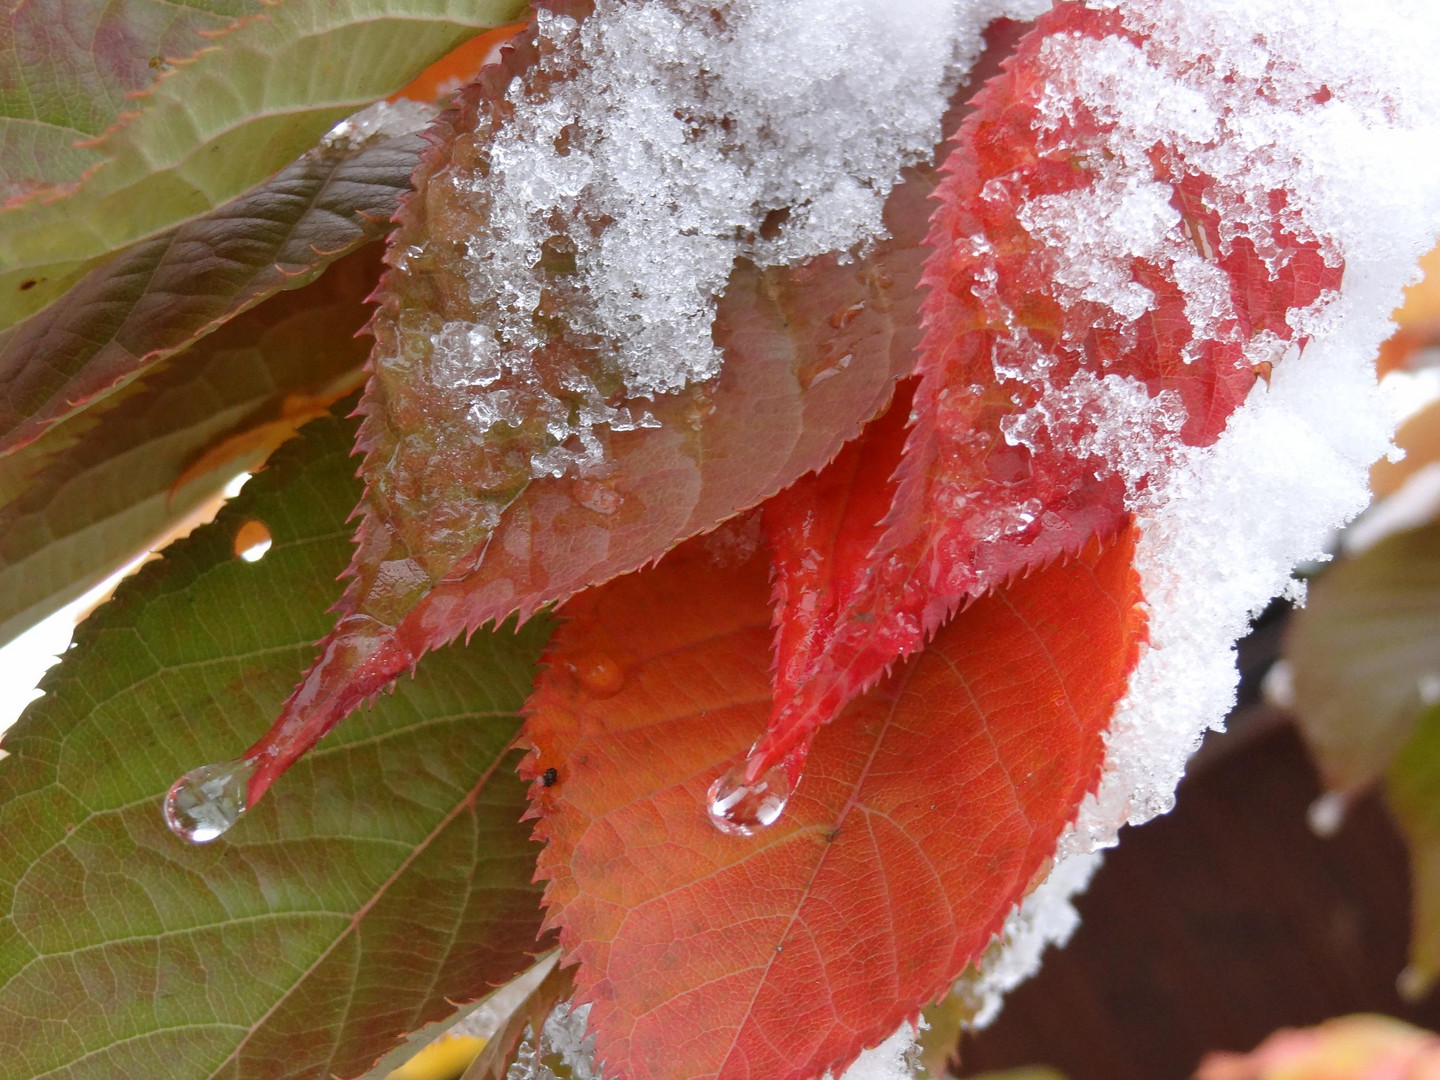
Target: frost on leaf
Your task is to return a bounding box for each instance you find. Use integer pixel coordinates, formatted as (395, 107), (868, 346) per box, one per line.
(522, 518), (1144, 1080)
(747, 0), (1350, 787)
(220, 0), (1036, 811)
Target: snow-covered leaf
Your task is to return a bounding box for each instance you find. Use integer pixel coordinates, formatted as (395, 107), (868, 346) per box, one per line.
(0, 405), (550, 1080)
(521, 518), (1144, 1080)
(223, 0), (1009, 812)
(0, 248), (375, 648)
(748, 0), (1346, 786)
(0, 122), (423, 454)
(0, 0), (527, 329)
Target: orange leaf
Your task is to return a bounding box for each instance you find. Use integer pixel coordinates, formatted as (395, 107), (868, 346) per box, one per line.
(521, 518), (1145, 1080)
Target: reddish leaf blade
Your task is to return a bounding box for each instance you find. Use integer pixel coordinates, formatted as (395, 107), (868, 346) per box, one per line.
(522, 518), (1145, 1080)
(232, 7), (1005, 811)
(751, 0), (1344, 783)
(756, 380), (916, 783)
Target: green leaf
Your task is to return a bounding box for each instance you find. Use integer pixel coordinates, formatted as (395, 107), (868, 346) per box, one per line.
(1285, 520), (1440, 798)
(0, 0), (266, 201)
(1387, 702), (1440, 1001)
(0, 247), (379, 649)
(0, 127), (424, 452)
(0, 403), (551, 1080)
(0, 0), (528, 329)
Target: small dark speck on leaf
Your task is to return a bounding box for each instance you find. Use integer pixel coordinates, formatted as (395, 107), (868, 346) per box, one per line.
(19, 279), (37, 291)
(541, 767), (559, 787)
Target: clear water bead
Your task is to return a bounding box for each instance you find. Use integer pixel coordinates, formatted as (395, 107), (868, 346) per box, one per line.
(163, 758), (256, 843)
(706, 763), (790, 837)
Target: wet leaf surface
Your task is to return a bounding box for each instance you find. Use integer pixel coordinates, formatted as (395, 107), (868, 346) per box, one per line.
(0, 405), (550, 1080)
(0, 248), (377, 648)
(522, 518), (1144, 1080)
(0, 129), (420, 453)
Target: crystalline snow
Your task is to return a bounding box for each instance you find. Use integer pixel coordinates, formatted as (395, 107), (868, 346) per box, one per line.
(830, 1021), (925, 1080)
(430, 0), (1046, 477)
(322, 98), (438, 148)
(505, 1001), (602, 1080)
(963, 0), (1440, 1029)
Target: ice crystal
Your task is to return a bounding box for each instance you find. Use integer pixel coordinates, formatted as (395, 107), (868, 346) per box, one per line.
(417, 0), (1047, 479)
(965, 0), (1440, 1022)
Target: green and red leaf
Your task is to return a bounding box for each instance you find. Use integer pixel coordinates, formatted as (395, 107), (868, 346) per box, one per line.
(0, 126), (423, 454)
(227, 4), (984, 810)
(0, 405), (551, 1080)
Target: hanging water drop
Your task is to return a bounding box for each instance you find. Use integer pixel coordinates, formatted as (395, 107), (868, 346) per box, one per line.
(706, 762), (790, 837)
(163, 758), (256, 843)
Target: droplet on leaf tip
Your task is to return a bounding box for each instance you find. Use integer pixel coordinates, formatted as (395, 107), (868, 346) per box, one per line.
(706, 763), (790, 837)
(163, 757), (256, 843)
(1306, 791), (1348, 839)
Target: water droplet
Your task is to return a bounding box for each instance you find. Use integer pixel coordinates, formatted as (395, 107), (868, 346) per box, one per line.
(573, 478), (621, 515)
(1261, 660), (1295, 709)
(233, 519), (272, 562)
(827, 302), (866, 330)
(1306, 791), (1348, 838)
(571, 651), (625, 697)
(706, 763), (790, 837)
(163, 758), (256, 843)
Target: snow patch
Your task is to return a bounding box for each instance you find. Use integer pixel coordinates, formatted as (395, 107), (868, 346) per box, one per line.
(965, 0), (1440, 1027)
(424, 0), (1046, 478)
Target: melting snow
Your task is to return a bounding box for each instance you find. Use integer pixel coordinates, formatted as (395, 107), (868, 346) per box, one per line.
(427, 0), (1047, 477)
(963, 0), (1440, 1032)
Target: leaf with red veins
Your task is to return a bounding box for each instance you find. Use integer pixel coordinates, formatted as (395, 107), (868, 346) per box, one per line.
(746, 0), (1345, 786)
(521, 516), (1145, 1080)
(225, 8), (1018, 812)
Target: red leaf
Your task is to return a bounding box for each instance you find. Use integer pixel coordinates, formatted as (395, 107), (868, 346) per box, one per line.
(226, 7), (1017, 810)
(747, 0), (1344, 785)
(522, 517), (1145, 1080)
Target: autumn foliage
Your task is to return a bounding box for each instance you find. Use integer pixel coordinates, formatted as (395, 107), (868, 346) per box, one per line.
(1, 0), (1430, 1077)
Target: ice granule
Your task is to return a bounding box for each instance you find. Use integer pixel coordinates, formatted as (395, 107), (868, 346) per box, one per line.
(322, 98), (438, 148)
(422, 0), (1046, 478)
(960, 0), (1440, 1027)
(830, 1021), (925, 1080)
(505, 1001), (602, 1080)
